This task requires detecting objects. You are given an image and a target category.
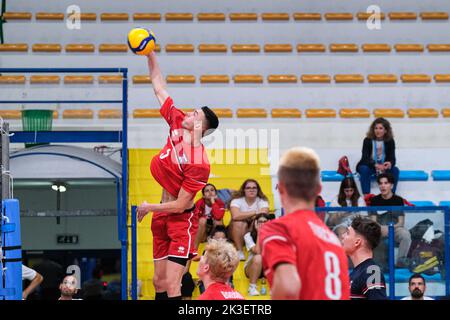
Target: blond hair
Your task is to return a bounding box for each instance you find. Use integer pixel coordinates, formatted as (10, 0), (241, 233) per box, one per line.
(204, 239), (239, 282)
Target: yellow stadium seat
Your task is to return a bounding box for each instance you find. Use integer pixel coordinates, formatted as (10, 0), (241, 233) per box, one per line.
(434, 74), (450, 82)
(0, 75), (26, 84)
(427, 44), (450, 52)
(99, 109), (122, 119)
(305, 109), (336, 118)
(340, 108), (371, 118)
(133, 109), (160, 118)
(100, 13), (129, 21)
(198, 44), (227, 53)
(271, 108), (301, 118)
(229, 13), (258, 21)
(420, 12), (448, 20)
(330, 43), (359, 52)
(197, 13), (226, 21)
(264, 44), (292, 52)
(32, 44), (61, 52)
(442, 108), (450, 117)
(297, 44), (326, 52)
(65, 44), (95, 53)
(99, 44), (128, 52)
(334, 74), (364, 83)
(367, 74), (398, 83)
(325, 13), (353, 20)
(98, 75), (123, 84)
(35, 12), (64, 20)
(0, 44), (28, 52)
(53, 111), (59, 119)
(132, 75), (151, 84)
(236, 108), (267, 118)
(165, 44), (194, 53)
(165, 13), (193, 21)
(30, 75), (60, 84)
(231, 44), (260, 53)
(293, 13), (321, 20)
(401, 74), (431, 83)
(356, 12), (386, 20)
(63, 110), (94, 119)
(261, 13), (290, 21)
(408, 108), (439, 118)
(133, 13), (161, 21)
(373, 108), (405, 118)
(166, 75), (196, 83)
(233, 75), (264, 83)
(362, 44), (391, 52)
(395, 44), (424, 52)
(64, 75), (94, 84)
(301, 74), (331, 83)
(67, 12), (97, 21)
(2, 12), (32, 20)
(212, 108), (233, 118)
(0, 110), (22, 119)
(389, 12), (418, 20)
(267, 75), (297, 83)
(200, 75), (230, 83)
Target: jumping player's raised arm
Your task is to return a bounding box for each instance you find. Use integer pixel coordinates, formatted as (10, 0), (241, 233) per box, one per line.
(147, 51), (169, 107)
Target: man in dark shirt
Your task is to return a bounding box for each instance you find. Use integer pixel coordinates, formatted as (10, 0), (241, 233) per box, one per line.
(341, 216), (387, 300)
(369, 173), (412, 267)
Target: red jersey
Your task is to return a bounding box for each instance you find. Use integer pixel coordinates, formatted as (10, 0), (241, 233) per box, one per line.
(198, 282), (245, 300)
(194, 198), (225, 220)
(259, 210), (350, 300)
(150, 97), (210, 198)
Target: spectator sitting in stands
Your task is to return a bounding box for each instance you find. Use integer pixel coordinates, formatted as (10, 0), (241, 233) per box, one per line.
(368, 173), (412, 268)
(229, 179), (269, 261)
(356, 117), (400, 195)
(58, 275), (81, 301)
(81, 265), (104, 300)
(22, 264), (44, 300)
(401, 273), (434, 300)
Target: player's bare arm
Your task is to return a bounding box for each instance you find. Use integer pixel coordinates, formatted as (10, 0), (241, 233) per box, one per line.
(272, 263), (301, 300)
(147, 51), (169, 106)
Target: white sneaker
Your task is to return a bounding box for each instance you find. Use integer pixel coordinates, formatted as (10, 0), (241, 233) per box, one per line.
(248, 285), (260, 296)
(238, 250), (246, 261)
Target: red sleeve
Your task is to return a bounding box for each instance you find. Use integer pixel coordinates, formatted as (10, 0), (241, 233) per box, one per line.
(160, 96), (185, 127)
(211, 199), (225, 220)
(194, 198), (206, 219)
(181, 164), (209, 196)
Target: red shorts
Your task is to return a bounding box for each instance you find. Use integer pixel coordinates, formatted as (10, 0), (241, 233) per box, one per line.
(151, 208), (198, 260)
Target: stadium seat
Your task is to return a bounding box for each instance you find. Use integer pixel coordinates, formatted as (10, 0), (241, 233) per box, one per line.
(0, 75), (26, 84)
(64, 75), (94, 84)
(399, 170), (429, 181)
(428, 44), (450, 52)
(395, 44), (424, 52)
(439, 201), (450, 207)
(330, 44), (359, 52)
(297, 44), (326, 52)
(267, 75), (297, 83)
(410, 201), (435, 206)
(133, 13), (161, 21)
(212, 108), (233, 118)
(62, 109), (94, 119)
(0, 44), (28, 52)
(401, 74), (431, 83)
(442, 108), (450, 117)
(431, 170), (450, 181)
(197, 13), (226, 21)
(271, 108), (301, 118)
(321, 171), (345, 182)
(231, 44), (260, 53)
(99, 109), (122, 119)
(233, 75), (264, 83)
(362, 44), (391, 52)
(65, 44), (95, 53)
(32, 44), (62, 52)
(264, 44), (293, 53)
(35, 12), (64, 20)
(98, 75), (123, 84)
(407, 108), (439, 118)
(324, 13), (353, 20)
(367, 74), (398, 83)
(100, 13), (129, 21)
(356, 12), (386, 20)
(166, 75), (196, 83)
(165, 44), (194, 53)
(293, 13), (321, 20)
(305, 109), (336, 118)
(199, 75), (230, 83)
(99, 44), (128, 52)
(389, 12), (417, 20)
(420, 12), (449, 20)
(67, 13), (97, 21)
(198, 44), (227, 53)
(165, 13), (193, 21)
(229, 13), (258, 21)
(373, 108), (405, 118)
(132, 75), (151, 84)
(434, 74), (450, 82)
(133, 109), (160, 118)
(339, 108), (370, 118)
(30, 75), (60, 84)
(2, 12), (32, 20)
(0, 110), (21, 119)
(261, 13), (290, 21)
(236, 108), (267, 118)
(334, 74), (364, 83)
(301, 74), (331, 83)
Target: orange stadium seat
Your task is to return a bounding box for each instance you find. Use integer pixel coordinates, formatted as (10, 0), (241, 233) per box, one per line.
(35, 12), (64, 20)
(98, 75), (123, 84)
(395, 44), (424, 52)
(264, 44), (292, 53)
(236, 108), (267, 118)
(63, 109), (94, 119)
(198, 44), (227, 53)
(297, 44), (326, 52)
(64, 75), (94, 84)
(301, 74), (331, 83)
(212, 108), (233, 118)
(427, 44), (450, 52)
(166, 75), (196, 83)
(200, 75), (230, 84)
(165, 13), (193, 21)
(99, 44), (128, 52)
(233, 75), (264, 84)
(401, 74), (431, 83)
(133, 13), (161, 21)
(32, 44), (61, 52)
(229, 13), (258, 21)
(197, 13), (226, 21)
(65, 44), (95, 53)
(267, 75), (297, 83)
(2, 12), (32, 20)
(367, 74), (398, 83)
(261, 13), (290, 21)
(100, 13), (129, 21)
(133, 109), (160, 118)
(0, 44), (28, 52)
(373, 108), (405, 118)
(334, 74), (364, 83)
(325, 13), (353, 20)
(362, 44), (392, 52)
(0, 75), (26, 84)
(99, 109), (122, 119)
(330, 43), (359, 52)
(67, 12), (97, 21)
(389, 12), (418, 20)
(0, 110), (22, 119)
(305, 109), (336, 118)
(408, 108), (439, 118)
(165, 44), (195, 53)
(356, 12), (386, 20)
(442, 108), (450, 117)
(293, 13), (321, 20)
(340, 108), (371, 118)
(53, 111), (59, 119)
(271, 108), (301, 118)
(30, 75), (60, 84)
(434, 74), (450, 82)
(132, 75), (151, 84)
(231, 44), (260, 53)
(420, 12), (449, 20)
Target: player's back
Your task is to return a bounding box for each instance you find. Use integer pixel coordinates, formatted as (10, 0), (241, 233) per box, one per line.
(260, 210), (350, 300)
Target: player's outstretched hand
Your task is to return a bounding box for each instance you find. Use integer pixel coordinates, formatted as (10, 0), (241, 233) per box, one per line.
(137, 201), (152, 222)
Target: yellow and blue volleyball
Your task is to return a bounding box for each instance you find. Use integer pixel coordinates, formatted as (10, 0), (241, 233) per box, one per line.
(127, 28), (156, 55)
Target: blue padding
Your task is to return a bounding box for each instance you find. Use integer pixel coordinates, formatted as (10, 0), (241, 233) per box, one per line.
(384, 269), (442, 282)
(439, 201), (450, 207)
(0, 288), (16, 297)
(431, 170), (450, 181)
(0, 223), (15, 233)
(399, 170), (429, 181)
(321, 171), (345, 182)
(410, 201), (436, 207)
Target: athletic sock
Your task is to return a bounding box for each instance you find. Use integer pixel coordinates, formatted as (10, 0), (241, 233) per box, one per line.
(155, 291), (168, 300)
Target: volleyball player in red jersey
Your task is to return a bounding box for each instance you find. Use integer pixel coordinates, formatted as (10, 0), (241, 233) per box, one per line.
(258, 147), (350, 300)
(137, 51), (219, 300)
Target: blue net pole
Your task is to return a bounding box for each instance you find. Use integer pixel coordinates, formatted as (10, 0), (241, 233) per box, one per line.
(445, 207), (450, 296)
(131, 206), (137, 300)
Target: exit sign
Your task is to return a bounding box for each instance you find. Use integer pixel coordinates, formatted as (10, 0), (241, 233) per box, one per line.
(57, 235), (79, 244)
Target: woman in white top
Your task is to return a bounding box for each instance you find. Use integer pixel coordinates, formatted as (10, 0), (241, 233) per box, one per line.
(229, 179), (270, 261)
